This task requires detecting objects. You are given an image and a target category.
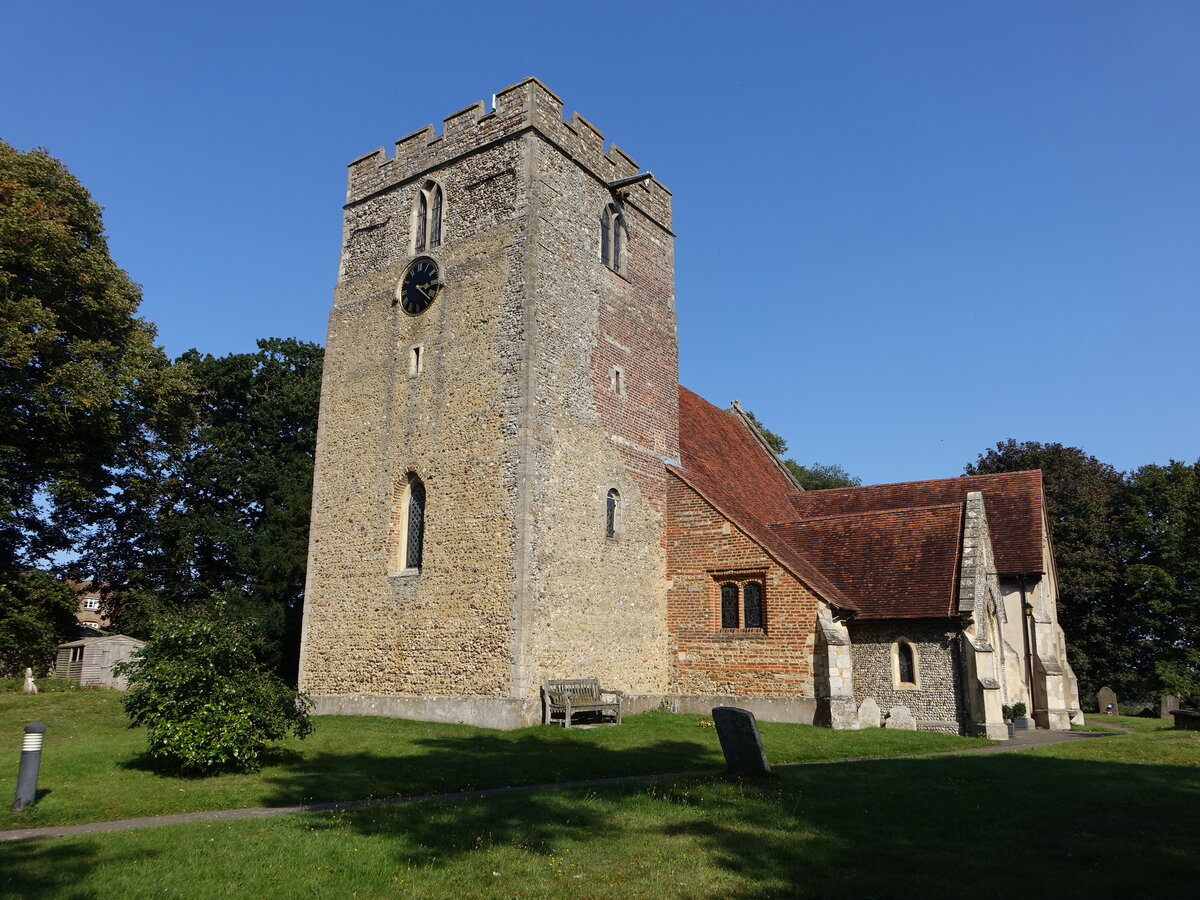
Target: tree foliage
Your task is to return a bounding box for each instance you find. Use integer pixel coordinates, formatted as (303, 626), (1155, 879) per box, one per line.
(743, 409), (861, 490)
(0, 568), (78, 675)
(784, 460), (863, 491)
(0, 140), (183, 567)
(1121, 460), (1200, 698)
(116, 606), (312, 775)
(85, 339), (323, 678)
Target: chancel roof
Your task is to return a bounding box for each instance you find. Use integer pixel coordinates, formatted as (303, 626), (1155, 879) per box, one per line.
(671, 387), (1050, 618)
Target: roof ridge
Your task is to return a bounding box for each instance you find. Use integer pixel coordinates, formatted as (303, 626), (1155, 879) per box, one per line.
(771, 502), (964, 526)
(796, 469), (1043, 496)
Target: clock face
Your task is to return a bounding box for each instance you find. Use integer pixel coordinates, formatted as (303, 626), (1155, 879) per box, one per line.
(398, 256), (442, 316)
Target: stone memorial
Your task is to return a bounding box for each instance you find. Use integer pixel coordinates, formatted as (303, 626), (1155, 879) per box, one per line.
(712, 706), (771, 776)
(22, 668), (37, 695)
(1160, 696), (1179, 719)
(885, 705), (917, 730)
(857, 697), (881, 729)
(1096, 686), (1118, 715)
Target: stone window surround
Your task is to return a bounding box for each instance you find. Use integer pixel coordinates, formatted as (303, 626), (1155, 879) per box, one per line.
(892, 637), (920, 690)
(409, 344), (424, 378)
(710, 569), (768, 636)
(388, 472), (426, 577)
(609, 365), (626, 396)
(412, 178), (445, 253)
(605, 487), (622, 539)
(599, 202), (627, 276)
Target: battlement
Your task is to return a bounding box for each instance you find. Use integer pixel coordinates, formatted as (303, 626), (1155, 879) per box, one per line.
(346, 78), (671, 229)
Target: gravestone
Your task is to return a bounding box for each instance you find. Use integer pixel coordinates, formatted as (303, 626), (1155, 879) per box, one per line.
(22, 668), (37, 695)
(885, 705), (917, 730)
(1096, 686), (1117, 715)
(711, 707), (771, 776)
(1160, 696), (1180, 719)
(857, 697), (881, 728)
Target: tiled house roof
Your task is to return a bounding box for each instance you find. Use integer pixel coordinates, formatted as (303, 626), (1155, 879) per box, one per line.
(671, 387), (1052, 619)
(670, 387), (857, 611)
(784, 471), (1047, 575)
(771, 505), (964, 619)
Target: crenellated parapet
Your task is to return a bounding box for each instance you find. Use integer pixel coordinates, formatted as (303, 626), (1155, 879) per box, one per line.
(345, 78), (672, 229)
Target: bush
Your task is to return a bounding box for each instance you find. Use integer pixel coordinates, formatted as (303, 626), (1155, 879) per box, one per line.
(1012, 702), (1028, 719)
(116, 607), (312, 775)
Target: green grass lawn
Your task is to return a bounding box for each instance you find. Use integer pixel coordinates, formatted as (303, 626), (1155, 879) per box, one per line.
(0, 691), (988, 829)
(1074, 712), (1176, 733)
(2, 725), (1195, 898)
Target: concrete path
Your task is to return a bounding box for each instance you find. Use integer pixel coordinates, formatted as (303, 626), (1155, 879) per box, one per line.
(0, 726), (1116, 845)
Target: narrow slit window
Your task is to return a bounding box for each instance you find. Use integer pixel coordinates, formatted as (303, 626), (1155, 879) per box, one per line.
(600, 203), (625, 274)
(410, 345), (422, 376)
(605, 489), (619, 538)
(415, 193), (427, 252)
(429, 184), (442, 248)
(405, 477), (426, 570)
(898, 641), (916, 685)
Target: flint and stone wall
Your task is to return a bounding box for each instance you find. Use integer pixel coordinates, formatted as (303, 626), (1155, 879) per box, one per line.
(299, 79), (675, 727)
(849, 620), (965, 734)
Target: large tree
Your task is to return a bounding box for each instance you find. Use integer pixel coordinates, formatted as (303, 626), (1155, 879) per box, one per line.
(966, 440), (1131, 697)
(1121, 459), (1200, 699)
(86, 339), (323, 678)
(0, 141), (182, 567)
(1, 141), (183, 673)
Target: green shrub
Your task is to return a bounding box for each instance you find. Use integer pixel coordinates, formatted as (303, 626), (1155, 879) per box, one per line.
(116, 606), (312, 775)
(1002, 704), (1014, 721)
(1012, 702), (1028, 719)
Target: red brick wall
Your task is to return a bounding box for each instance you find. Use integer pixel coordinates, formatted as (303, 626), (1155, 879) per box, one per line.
(589, 199), (679, 521)
(666, 476), (820, 696)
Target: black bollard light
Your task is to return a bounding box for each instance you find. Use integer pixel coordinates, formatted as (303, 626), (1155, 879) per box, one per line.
(12, 721), (45, 812)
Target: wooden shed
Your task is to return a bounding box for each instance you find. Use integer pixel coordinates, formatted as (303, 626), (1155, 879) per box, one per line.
(54, 635), (146, 689)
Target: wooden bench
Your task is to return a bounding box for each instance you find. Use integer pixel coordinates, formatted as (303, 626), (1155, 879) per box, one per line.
(542, 678), (623, 728)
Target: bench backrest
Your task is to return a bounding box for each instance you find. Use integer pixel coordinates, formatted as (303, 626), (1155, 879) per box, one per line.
(544, 678), (602, 702)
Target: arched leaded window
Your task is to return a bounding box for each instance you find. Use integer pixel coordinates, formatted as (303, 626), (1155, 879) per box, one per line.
(414, 180), (444, 253)
(405, 476), (426, 570)
(605, 488), (620, 538)
(600, 203), (626, 274)
(721, 583), (740, 629)
(895, 639), (918, 687)
(743, 582), (764, 629)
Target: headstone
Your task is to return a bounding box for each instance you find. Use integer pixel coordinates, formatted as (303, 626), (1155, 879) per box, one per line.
(885, 705), (917, 730)
(1160, 696), (1180, 719)
(22, 668), (37, 695)
(857, 697), (881, 729)
(711, 707), (771, 776)
(1096, 686), (1117, 715)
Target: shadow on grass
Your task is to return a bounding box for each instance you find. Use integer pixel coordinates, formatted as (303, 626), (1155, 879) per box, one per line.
(257, 723), (721, 806)
(293, 751), (1200, 897)
(0, 840), (152, 899)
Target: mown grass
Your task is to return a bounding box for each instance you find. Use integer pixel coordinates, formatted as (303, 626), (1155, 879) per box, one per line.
(1, 727), (1195, 898)
(1075, 712), (1176, 733)
(0, 692), (988, 829)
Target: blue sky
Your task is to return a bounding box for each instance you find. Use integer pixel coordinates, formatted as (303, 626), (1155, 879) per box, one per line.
(4, 1), (1197, 484)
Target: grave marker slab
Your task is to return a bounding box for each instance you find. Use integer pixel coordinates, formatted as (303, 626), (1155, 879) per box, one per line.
(1096, 686), (1117, 715)
(712, 707), (771, 776)
(857, 697), (881, 729)
(1160, 696), (1180, 719)
(885, 705), (917, 730)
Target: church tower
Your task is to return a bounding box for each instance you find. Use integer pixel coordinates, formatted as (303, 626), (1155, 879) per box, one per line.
(298, 79), (678, 728)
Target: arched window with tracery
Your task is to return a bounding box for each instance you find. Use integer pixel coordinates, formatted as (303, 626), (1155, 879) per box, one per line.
(414, 180), (444, 252)
(600, 203), (626, 274)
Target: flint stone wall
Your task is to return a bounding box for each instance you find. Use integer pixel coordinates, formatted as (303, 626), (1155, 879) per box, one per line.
(850, 620), (964, 734)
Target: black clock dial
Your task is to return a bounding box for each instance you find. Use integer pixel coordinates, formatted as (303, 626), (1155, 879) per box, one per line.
(399, 256), (442, 316)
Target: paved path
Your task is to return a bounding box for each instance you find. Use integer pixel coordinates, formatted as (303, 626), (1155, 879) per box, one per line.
(0, 726), (1118, 845)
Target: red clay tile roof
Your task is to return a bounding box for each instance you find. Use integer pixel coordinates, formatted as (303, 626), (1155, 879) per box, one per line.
(771, 505), (964, 619)
(783, 472), (1046, 574)
(671, 387), (857, 611)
